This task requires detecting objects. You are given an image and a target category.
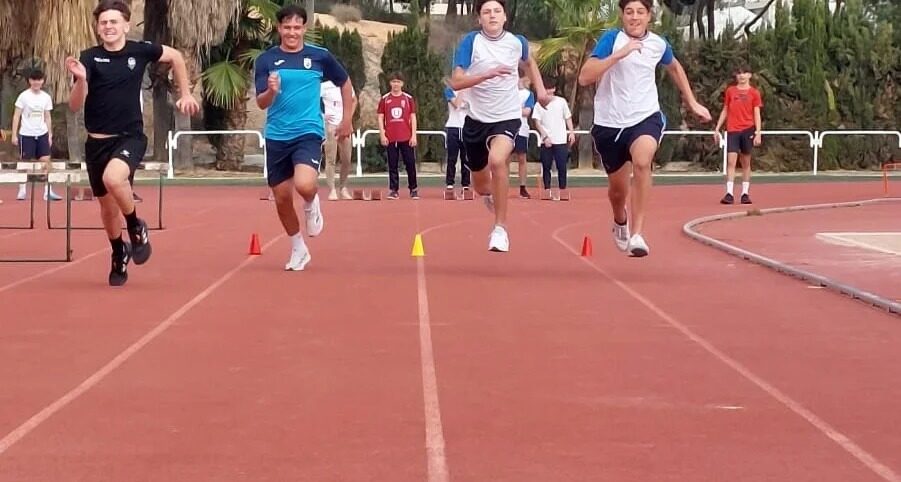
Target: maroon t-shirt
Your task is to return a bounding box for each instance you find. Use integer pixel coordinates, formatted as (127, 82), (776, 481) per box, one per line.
(377, 92), (416, 143)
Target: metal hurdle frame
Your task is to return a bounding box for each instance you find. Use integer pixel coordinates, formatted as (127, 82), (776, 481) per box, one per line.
(0, 172), (73, 263)
(46, 161), (167, 231)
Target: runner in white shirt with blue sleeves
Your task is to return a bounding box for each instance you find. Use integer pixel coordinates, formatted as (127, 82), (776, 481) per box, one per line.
(447, 0), (549, 253)
(579, 0), (710, 258)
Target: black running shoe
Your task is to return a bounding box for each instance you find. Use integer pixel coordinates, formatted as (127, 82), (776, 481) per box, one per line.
(741, 193), (752, 204)
(128, 218), (152, 265)
(519, 186), (531, 199)
(720, 193), (734, 204)
(109, 246), (130, 286)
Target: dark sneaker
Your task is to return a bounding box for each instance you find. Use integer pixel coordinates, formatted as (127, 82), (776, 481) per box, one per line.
(128, 218), (152, 265)
(720, 193), (734, 204)
(109, 246), (130, 286)
(133, 192), (143, 203)
(741, 193), (752, 204)
(519, 186), (531, 199)
(411, 189), (420, 200)
(387, 191), (399, 200)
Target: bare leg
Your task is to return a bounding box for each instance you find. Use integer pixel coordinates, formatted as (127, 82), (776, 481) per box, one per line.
(628, 136), (658, 235)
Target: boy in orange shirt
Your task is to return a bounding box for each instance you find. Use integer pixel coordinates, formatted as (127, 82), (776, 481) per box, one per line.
(714, 65), (762, 205)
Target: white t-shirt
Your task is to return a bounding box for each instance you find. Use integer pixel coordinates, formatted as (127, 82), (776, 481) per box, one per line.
(321, 80), (355, 126)
(590, 29), (674, 128)
(15, 89), (53, 137)
(518, 88), (535, 136)
(532, 96), (572, 144)
(453, 30), (529, 123)
(444, 87), (468, 128)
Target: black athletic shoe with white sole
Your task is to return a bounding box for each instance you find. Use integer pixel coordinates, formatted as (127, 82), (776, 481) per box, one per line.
(128, 219), (152, 265)
(109, 246), (131, 286)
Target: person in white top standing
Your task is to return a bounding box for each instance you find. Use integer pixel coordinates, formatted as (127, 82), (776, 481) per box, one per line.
(321, 80), (356, 200)
(513, 75), (535, 199)
(11, 69), (62, 201)
(531, 79), (574, 200)
(579, 0), (710, 257)
(443, 86), (470, 191)
(448, 0), (549, 252)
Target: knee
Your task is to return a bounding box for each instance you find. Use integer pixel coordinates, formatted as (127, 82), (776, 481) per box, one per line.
(632, 158), (652, 175)
(102, 171), (128, 191)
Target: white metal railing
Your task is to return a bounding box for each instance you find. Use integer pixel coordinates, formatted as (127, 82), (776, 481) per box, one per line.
(167, 130), (266, 180)
(161, 128), (899, 178)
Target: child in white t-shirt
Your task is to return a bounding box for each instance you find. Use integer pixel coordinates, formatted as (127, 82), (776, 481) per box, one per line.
(531, 81), (574, 200)
(11, 69), (61, 201)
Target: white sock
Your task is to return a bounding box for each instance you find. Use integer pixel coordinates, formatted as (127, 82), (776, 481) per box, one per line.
(742, 182), (750, 195)
(304, 193), (317, 211)
(18, 183), (26, 192)
(291, 233), (307, 251)
(726, 181), (734, 194)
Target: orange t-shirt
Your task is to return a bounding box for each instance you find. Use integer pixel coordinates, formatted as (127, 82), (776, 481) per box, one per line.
(724, 85), (762, 132)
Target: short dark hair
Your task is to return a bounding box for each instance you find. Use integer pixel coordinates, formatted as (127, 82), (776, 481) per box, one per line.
(542, 75), (556, 87)
(93, 0), (131, 21)
(618, 0), (653, 10)
(734, 64), (752, 74)
(277, 4), (308, 24)
(28, 69), (45, 80)
(388, 71), (405, 82)
(475, 0), (506, 14)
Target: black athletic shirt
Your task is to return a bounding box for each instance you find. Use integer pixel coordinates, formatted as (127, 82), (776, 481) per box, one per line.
(78, 40), (163, 135)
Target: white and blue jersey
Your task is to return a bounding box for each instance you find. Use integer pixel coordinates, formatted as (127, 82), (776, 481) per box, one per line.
(590, 29), (674, 128)
(453, 30), (529, 123)
(254, 44), (349, 141)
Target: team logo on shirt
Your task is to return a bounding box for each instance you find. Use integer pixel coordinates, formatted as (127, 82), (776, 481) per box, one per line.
(274, 59), (285, 66)
(390, 107), (403, 119)
(303, 58), (312, 69)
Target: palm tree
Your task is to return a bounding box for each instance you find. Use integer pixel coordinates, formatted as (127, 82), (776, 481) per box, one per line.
(535, 0), (618, 168)
(29, 0), (96, 162)
(201, 0), (323, 170)
(164, 0), (242, 169)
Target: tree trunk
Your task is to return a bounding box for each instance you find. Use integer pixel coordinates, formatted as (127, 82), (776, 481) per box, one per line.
(0, 71), (12, 130)
(144, 0), (172, 163)
(577, 85), (595, 169)
(696, 3), (706, 40)
(65, 109), (84, 163)
(152, 80), (172, 163)
(446, 0), (458, 19)
(174, 48), (200, 170)
(216, 98), (248, 171)
(707, 0), (716, 39)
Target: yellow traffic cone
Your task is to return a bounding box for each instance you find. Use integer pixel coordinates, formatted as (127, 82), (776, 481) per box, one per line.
(411, 234), (425, 257)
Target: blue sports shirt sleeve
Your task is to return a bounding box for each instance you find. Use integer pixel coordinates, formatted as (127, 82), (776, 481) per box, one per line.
(254, 51), (270, 95)
(524, 92), (535, 109)
(660, 39), (675, 65)
(321, 51), (349, 86)
(590, 29), (618, 59)
(444, 86), (455, 101)
(516, 34), (529, 61)
(453, 31), (477, 69)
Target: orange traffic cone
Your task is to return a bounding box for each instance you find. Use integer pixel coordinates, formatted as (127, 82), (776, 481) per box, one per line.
(249, 233), (262, 255)
(580, 235), (593, 257)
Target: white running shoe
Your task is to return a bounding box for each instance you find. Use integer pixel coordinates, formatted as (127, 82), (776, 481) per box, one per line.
(305, 194), (324, 237)
(488, 225), (509, 252)
(627, 234), (649, 257)
(327, 189), (338, 201)
(340, 187), (353, 200)
(16, 186), (27, 201)
(483, 194), (495, 214)
(285, 247), (311, 271)
(612, 220), (630, 252)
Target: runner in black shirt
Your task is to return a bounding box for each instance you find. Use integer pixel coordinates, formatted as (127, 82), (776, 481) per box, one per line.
(66, 0), (198, 286)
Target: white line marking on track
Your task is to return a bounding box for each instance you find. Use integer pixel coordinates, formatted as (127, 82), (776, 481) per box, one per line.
(550, 221), (900, 482)
(0, 234), (285, 456)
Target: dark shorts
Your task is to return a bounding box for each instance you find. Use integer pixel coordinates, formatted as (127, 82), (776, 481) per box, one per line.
(727, 127), (756, 155)
(85, 134), (147, 197)
(513, 135), (529, 154)
(18, 133), (51, 160)
(462, 117), (520, 172)
(265, 134), (324, 187)
(590, 111), (667, 175)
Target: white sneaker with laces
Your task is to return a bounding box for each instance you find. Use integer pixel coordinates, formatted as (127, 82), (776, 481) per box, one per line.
(612, 221), (630, 252)
(488, 225), (509, 252)
(627, 234), (649, 257)
(285, 247), (311, 271)
(305, 194), (324, 237)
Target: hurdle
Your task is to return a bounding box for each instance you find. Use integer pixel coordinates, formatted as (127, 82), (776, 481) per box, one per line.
(46, 161), (167, 231)
(0, 172), (73, 263)
(883, 162), (900, 197)
(0, 161), (43, 229)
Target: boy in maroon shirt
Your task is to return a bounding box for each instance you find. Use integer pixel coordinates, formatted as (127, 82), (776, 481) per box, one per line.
(377, 72), (418, 199)
(714, 65), (762, 205)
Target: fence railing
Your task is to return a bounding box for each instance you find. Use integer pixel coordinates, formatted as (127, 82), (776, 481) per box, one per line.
(165, 128), (900, 178)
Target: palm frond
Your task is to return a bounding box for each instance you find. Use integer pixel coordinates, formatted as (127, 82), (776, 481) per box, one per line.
(202, 60), (250, 109)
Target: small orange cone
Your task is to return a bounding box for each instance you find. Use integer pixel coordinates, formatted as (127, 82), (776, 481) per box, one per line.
(249, 233), (262, 255)
(580, 235), (593, 257)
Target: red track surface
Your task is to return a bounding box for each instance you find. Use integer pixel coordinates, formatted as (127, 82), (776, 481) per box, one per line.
(1, 181), (899, 481)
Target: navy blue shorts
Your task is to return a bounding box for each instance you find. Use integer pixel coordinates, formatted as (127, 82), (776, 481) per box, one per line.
(727, 127), (756, 155)
(462, 117), (520, 172)
(513, 135), (528, 154)
(85, 134), (147, 197)
(266, 134), (323, 187)
(591, 112), (667, 174)
(19, 133), (51, 160)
